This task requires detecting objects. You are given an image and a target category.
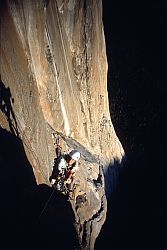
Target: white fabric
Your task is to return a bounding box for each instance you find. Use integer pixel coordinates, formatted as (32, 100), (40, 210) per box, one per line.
(69, 150), (80, 161)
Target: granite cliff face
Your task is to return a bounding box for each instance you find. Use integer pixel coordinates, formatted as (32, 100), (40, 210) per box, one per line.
(0, 0), (124, 249)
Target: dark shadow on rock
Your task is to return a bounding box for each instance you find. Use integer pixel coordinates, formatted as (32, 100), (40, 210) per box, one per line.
(0, 126), (36, 249)
(0, 80), (19, 136)
(103, 159), (125, 199)
(22, 184), (78, 250)
(0, 127), (78, 249)
(96, 149), (167, 250)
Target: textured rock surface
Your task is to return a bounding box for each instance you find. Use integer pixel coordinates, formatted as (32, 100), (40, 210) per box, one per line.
(0, 0), (124, 248)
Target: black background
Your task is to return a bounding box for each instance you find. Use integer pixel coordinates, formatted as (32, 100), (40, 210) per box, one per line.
(96, 1), (167, 249)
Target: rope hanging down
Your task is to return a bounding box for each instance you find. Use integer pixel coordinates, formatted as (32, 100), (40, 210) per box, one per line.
(37, 186), (57, 221)
(38, 133), (62, 220)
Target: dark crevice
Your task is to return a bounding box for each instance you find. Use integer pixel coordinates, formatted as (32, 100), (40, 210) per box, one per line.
(0, 80), (19, 136)
(82, 220), (87, 248)
(91, 194), (105, 222)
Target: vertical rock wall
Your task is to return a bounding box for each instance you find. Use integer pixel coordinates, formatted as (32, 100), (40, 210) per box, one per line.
(0, 0), (124, 248)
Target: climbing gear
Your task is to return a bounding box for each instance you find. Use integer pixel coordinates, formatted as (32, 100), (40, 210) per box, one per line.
(50, 178), (56, 185)
(55, 135), (62, 158)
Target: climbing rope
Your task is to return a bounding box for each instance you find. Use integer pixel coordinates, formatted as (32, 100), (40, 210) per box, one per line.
(37, 133), (63, 220)
(4, 0), (86, 219)
(15, 117), (65, 221)
(37, 186), (57, 221)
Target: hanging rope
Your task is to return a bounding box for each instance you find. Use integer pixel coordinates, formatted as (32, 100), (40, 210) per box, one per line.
(7, 0), (85, 219)
(37, 132), (63, 221)
(37, 186), (57, 221)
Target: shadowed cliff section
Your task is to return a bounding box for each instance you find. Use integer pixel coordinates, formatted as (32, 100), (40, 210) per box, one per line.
(0, 125), (78, 249)
(0, 80), (19, 136)
(0, 126), (36, 249)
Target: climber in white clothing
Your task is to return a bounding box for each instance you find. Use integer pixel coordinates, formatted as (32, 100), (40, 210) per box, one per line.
(50, 149), (81, 193)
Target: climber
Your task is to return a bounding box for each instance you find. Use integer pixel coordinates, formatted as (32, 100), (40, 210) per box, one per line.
(50, 150), (81, 194)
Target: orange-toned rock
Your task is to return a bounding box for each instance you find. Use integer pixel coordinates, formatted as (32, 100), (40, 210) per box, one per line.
(0, 0), (124, 248)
